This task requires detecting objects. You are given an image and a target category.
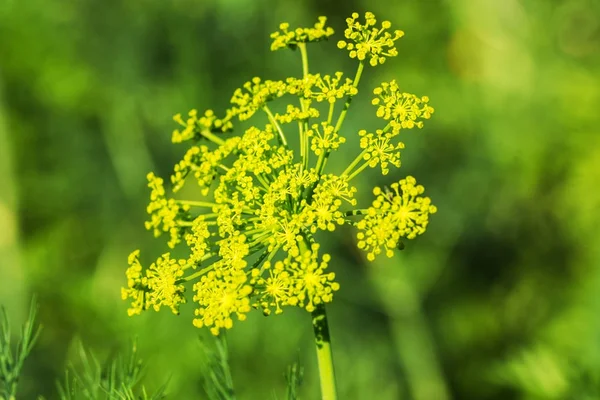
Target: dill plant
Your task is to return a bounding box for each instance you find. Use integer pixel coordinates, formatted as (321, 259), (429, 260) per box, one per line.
(122, 11), (436, 399)
(0, 299), (165, 399)
(0, 300), (40, 400)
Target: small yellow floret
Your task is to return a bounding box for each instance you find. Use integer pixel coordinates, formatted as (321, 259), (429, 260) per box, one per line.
(270, 16), (335, 51)
(356, 176), (436, 260)
(359, 129), (405, 175)
(145, 253), (187, 314)
(372, 81), (434, 134)
(121, 250), (148, 317)
(192, 265), (252, 335)
(338, 11), (404, 67)
(172, 108), (233, 143)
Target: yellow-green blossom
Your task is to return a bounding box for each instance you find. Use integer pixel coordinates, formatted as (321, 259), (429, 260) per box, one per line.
(192, 265), (252, 335)
(251, 244), (339, 315)
(171, 137), (240, 194)
(251, 260), (293, 315)
(337, 12), (404, 66)
(121, 250), (148, 317)
(172, 109), (233, 143)
(312, 72), (358, 103)
(186, 216), (211, 265)
(270, 17), (334, 51)
(305, 175), (356, 232)
(372, 80), (434, 134)
(287, 244), (339, 313)
(356, 176), (437, 260)
(308, 122), (346, 156)
(230, 78), (286, 121)
(145, 172), (191, 248)
(122, 250), (188, 316)
(285, 73), (358, 103)
(145, 253), (186, 314)
(359, 129), (405, 175)
(275, 104), (320, 124)
(218, 233), (250, 270)
(123, 11), (437, 337)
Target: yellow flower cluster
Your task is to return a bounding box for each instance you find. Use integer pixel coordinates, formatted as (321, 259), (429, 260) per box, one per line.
(286, 73), (358, 103)
(307, 175), (356, 232)
(193, 263), (252, 335)
(270, 17), (334, 51)
(359, 129), (405, 175)
(186, 217), (211, 264)
(121, 250), (146, 317)
(308, 122), (346, 156)
(275, 104), (320, 124)
(312, 72), (358, 103)
(356, 176), (437, 261)
(123, 11), (437, 335)
(372, 80), (435, 134)
(121, 250), (187, 316)
(145, 172), (191, 248)
(145, 253), (186, 314)
(230, 78), (287, 121)
(337, 12), (405, 66)
(172, 109), (233, 143)
(171, 137), (240, 194)
(252, 243), (339, 315)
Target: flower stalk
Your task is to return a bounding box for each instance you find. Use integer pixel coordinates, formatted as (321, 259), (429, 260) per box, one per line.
(312, 304), (337, 400)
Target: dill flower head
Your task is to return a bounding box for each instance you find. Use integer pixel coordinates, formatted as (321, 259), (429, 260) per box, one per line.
(121, 250), (147, 317)
(337, 12), (405, 66)
(270, 16), (335, 51)
(356, 177), (437, 261)
(372, 80), (435, 134)
(122, 11), (437, 335)
(172, 109), (233, 143)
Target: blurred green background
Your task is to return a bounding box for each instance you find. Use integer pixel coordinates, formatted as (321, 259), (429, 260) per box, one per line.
(1, 0), (599, 398)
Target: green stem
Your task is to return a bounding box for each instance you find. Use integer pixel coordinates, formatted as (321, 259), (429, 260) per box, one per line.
(299, 43), (309, 78)
(263, 106), (287, 147)
(314, 151), (328, 176)
(182, 261), (216, 279)
(176, 220), (194, 227)
(248, 232), (271, 247)
(340, 148), (368, 178)
(243, 227), (267, 237)
(255, 173), (271, 191)
(333, 61), (364, 134)
(299, 121), (306, 164)
(200, 129), (226, 146)
(344, 209), (369, 217)
(346, 161), (370, 182)
(249, 249), (270, 273)
(298, 43), (310, 170)
(266, 245), (280, 262)
(178, 200), (219, 208)
(314, 61), (365, 178)
(327, 102), (335, 125)
(312, 304), (337, 400)
(304, 120), (310, 170)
